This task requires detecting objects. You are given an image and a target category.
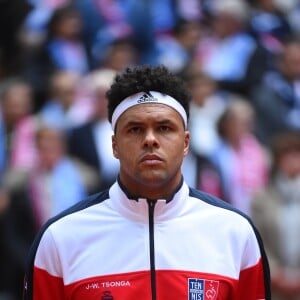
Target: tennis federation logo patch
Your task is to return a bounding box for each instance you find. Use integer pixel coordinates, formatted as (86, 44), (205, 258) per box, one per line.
(188, 278), (219, 300)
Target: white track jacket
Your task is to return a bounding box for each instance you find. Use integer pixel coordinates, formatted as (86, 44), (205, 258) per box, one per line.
(23, 180), (271, 300)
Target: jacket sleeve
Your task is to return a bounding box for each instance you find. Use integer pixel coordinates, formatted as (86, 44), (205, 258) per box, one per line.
(23, 227), (65, 300)
(234, 221), (271, 300)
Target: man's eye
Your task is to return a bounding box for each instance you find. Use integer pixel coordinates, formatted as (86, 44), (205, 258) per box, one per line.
(159, 126), (171, 132)
(129, 127), (141, 133)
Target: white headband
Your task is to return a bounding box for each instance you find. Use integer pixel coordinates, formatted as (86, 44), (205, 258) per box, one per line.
(111, 91), (187, 131)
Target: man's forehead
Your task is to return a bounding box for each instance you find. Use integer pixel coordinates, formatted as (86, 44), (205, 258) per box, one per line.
(111, 91), (187, 131)
(119, 103), (182, 122)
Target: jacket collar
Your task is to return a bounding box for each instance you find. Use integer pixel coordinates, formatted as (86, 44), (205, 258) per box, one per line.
(108, 178), (189, 222)
(117, 175), (184, 203)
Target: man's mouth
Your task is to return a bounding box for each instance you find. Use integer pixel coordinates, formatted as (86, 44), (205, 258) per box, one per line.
(140, 154), (163, 165)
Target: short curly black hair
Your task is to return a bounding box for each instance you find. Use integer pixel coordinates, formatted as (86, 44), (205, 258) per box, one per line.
(106, 65), (191, 123)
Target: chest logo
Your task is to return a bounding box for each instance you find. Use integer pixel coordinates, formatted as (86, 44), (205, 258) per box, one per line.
(188, 278), (219, 300)
(101, 290), (114, 300)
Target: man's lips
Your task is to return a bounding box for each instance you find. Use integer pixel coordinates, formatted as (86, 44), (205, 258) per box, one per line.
(140, 154), (163, 165)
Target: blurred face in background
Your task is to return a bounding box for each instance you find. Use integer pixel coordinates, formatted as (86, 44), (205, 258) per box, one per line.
(280, 42), (300, 81)
(93, 88), (109, 120)
(218, 100), (254, 148)
(35, 127), (66, 170)
(278, 150), (300, 179)
(211, 11), (245, 39)
(88, 70), (116, 121)
(1, 81), (32, 127)
(188, 73), (217, 106)
(52, 9), (83, 40)
(176, 20), (202, 51)
(50, 71), (79, 109)
(210, 1), (248, 39)
(104, 40), (138, 71)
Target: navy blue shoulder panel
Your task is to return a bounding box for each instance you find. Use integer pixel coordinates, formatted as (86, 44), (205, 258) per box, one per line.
(189, 187), (250, 217)
(23, 189), (110, 300)
(189, 187), (271, 300)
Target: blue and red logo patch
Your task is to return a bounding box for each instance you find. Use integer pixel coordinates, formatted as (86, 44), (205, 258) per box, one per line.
(188, 278), (219, 300)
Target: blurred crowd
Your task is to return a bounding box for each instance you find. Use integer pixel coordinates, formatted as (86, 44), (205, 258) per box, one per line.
(1, 0), (300, 299)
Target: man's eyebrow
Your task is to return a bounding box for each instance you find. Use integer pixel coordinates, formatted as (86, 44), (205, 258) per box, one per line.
(157, 119), (175, 125)
(124, 120), (144, 127)
(126, 119), (176, 126)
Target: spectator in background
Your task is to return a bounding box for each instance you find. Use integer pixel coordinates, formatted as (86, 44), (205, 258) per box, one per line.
(28, 126), (87, 227)
(0, 125), (91, 299)
(248, 0), (292, 55)
(39, 70), (91, 132)
(251, 38), (300, 145)
(0, 78), (38, 177)
(22, 4), (90, 110)
(20, 0), (71, 49)
(77, 0), (134, 67)
(74, 0), (182, 67)
(210, 97), (269, 215)
(181, 148), (224, 199)
(194, 0), (268, 96)
(183, 69), (228, 157)
(152, 18), (203, 74)
(36, 4), (90, 74)
(251, 130), (300, 300)
(96, 37), (139, 73)
(181, 69), (227, 198)
(68, 69), (119, 191)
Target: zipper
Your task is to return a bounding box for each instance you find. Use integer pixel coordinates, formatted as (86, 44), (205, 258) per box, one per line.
(147, 199), (157, 300)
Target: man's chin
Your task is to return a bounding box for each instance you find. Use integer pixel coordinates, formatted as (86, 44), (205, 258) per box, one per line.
(136, 173), (168, 188)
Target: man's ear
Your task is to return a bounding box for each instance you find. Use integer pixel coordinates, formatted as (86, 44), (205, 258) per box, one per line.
(183, 131), (190, 157)
(112, 135), (119, 159)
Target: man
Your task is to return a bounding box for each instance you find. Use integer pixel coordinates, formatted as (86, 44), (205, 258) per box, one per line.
(68, 69), (119, 191)
(23, 65), (271, 299)
(251, 130), (300, 300)
(250, 39), (300, 145)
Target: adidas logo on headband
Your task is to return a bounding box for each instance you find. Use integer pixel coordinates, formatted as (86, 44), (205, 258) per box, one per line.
(137, 92), (158, 103)
(111, 91), (188, 131)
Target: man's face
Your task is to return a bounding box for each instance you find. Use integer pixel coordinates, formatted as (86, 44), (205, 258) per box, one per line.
(281, 43), (300, 80)
(112, 103), (190, 199)
(36, 129), (65, 170)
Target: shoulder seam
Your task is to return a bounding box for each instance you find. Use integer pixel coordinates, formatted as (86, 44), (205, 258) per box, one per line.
(23, 190), (109, 299)
(189, 187), (271, 298)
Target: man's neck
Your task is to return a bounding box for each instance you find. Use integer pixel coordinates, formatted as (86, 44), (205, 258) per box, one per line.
(117, 176), (183, 202)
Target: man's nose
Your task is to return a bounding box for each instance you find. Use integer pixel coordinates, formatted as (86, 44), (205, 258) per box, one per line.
(143, 129), (159, 148)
